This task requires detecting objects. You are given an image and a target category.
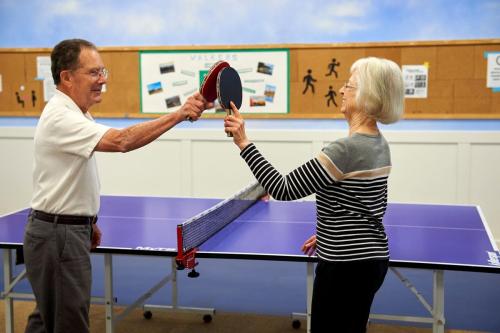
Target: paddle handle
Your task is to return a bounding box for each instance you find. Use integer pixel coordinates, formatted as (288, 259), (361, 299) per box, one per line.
(226, 108), (233, 137)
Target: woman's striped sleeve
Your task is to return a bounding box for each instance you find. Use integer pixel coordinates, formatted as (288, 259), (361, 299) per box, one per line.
(240, 143), (333, 201)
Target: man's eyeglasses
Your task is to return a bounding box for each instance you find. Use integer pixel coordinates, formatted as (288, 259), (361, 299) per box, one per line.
(343, 81), (357, 90)
(74, 68), (109, 80)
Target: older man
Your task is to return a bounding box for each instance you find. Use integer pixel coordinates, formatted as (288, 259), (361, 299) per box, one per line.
(23, 38), (212, 333)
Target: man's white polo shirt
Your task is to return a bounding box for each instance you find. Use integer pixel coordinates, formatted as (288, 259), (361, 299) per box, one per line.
(31, 90), (110, 216)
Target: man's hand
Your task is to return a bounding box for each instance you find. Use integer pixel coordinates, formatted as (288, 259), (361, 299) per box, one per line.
(179, 92), (214, 122)
(91, 223), (102, 249)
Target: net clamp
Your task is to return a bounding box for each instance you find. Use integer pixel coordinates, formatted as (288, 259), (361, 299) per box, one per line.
(176, 248), (198, 270)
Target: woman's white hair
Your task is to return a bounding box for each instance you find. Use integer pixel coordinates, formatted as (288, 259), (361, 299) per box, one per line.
(351, 57), (404, 124)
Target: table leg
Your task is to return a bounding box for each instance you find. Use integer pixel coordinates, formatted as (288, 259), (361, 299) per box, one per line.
(433, 270), (445, 333)
(171, 258), (178, 308)
(104, 254), (114, 333)
(306, 262), (314, 333)
(3, 249), (14, 333)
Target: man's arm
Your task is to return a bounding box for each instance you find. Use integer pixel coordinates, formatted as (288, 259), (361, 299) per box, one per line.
(95, 93), (211, 153)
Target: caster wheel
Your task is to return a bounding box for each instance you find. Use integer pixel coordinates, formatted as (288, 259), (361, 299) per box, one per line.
(292, 319), (301, 329)
(143, 310), (152, 320)
(203, 314), (212, 323)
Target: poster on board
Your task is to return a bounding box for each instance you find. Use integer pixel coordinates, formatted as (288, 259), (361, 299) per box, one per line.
(402, 65), (428, 98)
(486, 52), (500, 89)
(140, 49), (289, 114)
(36, 56), (57, 101)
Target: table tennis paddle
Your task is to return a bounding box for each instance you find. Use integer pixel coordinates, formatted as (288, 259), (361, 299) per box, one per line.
(200, 60), (230, 102)
(217, 67), (242, 137)
(177, 61), (229, 122)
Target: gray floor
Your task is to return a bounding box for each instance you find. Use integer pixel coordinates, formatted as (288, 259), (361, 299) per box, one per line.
(2, 301), (488, 333)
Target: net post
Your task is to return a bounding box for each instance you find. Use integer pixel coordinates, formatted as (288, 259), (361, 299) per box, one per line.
(176, 224), (198, 271)
(175, 225), (186, 270)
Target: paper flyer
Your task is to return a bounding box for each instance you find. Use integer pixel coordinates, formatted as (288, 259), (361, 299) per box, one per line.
(403, 65), (428, 98)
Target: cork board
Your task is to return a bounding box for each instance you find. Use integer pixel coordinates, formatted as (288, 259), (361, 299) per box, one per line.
(0, 39), (498, 119)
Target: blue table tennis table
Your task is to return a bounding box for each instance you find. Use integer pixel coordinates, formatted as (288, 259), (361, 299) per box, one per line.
(2, 195), (500, 333)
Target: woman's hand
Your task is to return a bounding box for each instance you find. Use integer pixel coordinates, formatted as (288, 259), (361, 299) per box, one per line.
(301, 235), (317, 256)
(224, 101), (251, 150)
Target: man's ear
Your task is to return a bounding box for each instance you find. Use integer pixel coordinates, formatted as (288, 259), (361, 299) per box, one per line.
(59, 70), (72, 88)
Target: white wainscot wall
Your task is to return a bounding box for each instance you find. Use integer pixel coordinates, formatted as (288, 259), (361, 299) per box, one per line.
(1, 127), (499, 246)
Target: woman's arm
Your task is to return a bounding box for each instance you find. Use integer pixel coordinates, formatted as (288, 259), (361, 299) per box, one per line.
(225, 103), (333, 201)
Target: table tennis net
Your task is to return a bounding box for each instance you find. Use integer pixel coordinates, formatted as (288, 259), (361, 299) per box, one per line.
(178, 181), (266, 252)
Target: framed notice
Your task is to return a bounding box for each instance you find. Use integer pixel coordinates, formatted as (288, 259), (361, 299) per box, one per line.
(140, 49), (289, 114)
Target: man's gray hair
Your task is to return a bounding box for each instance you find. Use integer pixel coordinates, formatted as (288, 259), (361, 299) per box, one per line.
(51, 39), (97, 85)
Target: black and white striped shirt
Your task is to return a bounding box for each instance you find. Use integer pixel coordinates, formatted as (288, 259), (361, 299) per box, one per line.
(240, 133), (391, 262)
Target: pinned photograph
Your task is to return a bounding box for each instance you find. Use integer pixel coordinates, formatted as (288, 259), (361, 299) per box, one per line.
(159, 62), (175, 74)
(250, 96), (266, 107)
(415, 75), (427, 88)
(264, 84), (276, 102)
(165, 95), (181, 109)
(147, 81), (163, 95)
(405, 88), (415, 95)
(257, 62), (274, 75)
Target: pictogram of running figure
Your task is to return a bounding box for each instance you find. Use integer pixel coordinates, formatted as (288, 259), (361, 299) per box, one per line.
(325, 58), (340, 78)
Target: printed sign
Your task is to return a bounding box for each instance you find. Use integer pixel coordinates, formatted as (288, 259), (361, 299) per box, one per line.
(403, 65), (428, 99)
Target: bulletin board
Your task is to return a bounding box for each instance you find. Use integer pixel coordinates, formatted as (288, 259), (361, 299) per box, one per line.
(0, 39), (499, 119)
(139, 49), (289, 115)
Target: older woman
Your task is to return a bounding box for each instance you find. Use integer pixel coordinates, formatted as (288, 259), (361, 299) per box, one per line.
(224, 57), (404, 333)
